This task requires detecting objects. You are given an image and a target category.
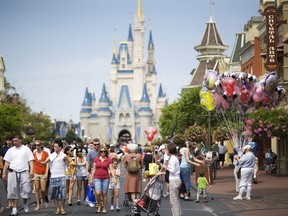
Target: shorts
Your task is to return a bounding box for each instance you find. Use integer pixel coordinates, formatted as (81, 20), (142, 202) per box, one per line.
(76, 175), (88, 181)
(65, 174), (76, 180)
(7, 170), (30, 199)
(219, 154), (225, 162)
(33, 173), (47, 181)
(94, 178), (110, 193)
(50, 177), (67, 200)
(109, 180), (120, 189)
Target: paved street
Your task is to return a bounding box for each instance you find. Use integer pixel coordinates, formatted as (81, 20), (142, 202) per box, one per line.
(1, 166), (288, 216)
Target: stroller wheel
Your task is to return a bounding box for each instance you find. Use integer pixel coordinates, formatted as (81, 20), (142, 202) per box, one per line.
(155, 213), (160, 216)
(123, 201), (129, 207)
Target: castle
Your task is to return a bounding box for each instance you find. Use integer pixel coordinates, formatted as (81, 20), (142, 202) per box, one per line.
(80, 0), (167, 145)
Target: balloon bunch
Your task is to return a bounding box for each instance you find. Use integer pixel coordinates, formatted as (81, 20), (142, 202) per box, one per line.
(145, 127), (158, 141)
(200, 70), (286, 113)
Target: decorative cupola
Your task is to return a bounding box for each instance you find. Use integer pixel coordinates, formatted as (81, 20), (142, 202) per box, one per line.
(189, 2), (228, 88)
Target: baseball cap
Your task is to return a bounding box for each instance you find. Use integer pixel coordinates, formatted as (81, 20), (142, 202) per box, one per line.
(243, 145), (251, 150)
(159, 144), (166, 151)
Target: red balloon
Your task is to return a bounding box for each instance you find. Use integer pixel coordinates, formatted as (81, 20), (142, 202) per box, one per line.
(147, 133), (155, 141)
(145, 127), (157, 141)
(239, 87), (250, 103)
(223, 77), (236, 98)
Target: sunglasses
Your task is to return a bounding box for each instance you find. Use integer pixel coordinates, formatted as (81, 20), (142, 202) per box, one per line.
(100, 150), (106, 153)
(94, 143), (100, 146)
(35, 144), (41, 146)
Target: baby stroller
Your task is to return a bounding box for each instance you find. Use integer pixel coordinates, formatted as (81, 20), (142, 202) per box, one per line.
(127, 175), (163, 216)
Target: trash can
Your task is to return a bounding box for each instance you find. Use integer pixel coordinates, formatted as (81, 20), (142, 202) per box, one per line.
(194, 156), (211, 185)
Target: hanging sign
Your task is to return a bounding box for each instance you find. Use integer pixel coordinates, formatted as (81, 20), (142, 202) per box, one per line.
(264, 6), (279, 72)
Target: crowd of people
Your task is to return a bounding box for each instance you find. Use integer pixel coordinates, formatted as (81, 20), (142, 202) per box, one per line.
(0, 135), (276, 216)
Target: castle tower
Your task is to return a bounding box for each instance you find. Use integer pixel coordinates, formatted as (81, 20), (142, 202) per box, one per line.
(80, 0), (167, 144)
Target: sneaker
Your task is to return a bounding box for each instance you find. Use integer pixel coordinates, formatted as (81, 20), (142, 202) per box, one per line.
(11, 208), (18, 216)
(245, 196), (251, 200)
(195, 200), (199, 203)
(116, 207), (120, 212)
(23, 204), (29, 213)
(110, 205), (114, 211)
(233, 195), (243, 200)
(77, 200), (81, 205)
(180, 194), (184, 199)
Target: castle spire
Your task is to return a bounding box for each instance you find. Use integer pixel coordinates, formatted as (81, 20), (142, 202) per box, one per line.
(210, 0), (215, 21)
(99, 83), (109, 103)
(128, 23), (133, 41)
(140, 83), (150, 102)
(148, 29), (154, 50)
(137, 0), (143, 19)
(111, 30), (118, 64)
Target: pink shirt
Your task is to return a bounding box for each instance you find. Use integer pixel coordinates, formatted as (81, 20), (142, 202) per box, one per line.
(94, 157), (112, 179)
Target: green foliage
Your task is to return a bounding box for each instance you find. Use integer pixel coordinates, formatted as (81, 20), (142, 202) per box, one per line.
(184, 125), (207, 145)
(214, 126), (230, 142)
(245, 107), (288, 138)
(159, 86), (219, 137)
(65, 130), (78, 144)
(172, 133), (185, 147)
(0, 104), (24, 141)
(0, 79), (54, 142)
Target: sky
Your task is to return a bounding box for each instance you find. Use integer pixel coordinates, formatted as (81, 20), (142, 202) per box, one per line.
(0, 0), (260, 123)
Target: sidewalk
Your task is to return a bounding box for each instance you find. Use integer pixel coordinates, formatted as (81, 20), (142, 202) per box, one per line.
(198, 166), (288, 216)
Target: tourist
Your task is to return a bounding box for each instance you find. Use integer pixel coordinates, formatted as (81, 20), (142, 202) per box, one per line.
(218, 142), (228, 168)
(159, 143), (182, 216)
(109, 157), (121, 212)
(2, 135), (34, 216)
(233, 144), (256, 200)
(123, 143), (143, 205)
(64, 146), (76, 206)
(32, 140), (49, 210)
(75, 147), (88, 205)
(90, 145), (116, 214)
(48, 139), (70, 215)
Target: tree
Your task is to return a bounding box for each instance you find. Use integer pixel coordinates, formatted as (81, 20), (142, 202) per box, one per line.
(65, 130), (78, 144)
(0, 104), (23, 141)
(159, 86), (219, 138)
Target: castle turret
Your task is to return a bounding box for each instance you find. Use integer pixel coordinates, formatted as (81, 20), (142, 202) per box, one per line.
(98, 83), (112, 143)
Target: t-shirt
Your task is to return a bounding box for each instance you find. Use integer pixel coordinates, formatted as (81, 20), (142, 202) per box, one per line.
(198, 176), (207, 189)
(49, 151), (67, 178)
(86, 149), (98, 172)
(93, 157), (112, 179)
(4, 145), (34, 172)
(219, 145), (227, 154)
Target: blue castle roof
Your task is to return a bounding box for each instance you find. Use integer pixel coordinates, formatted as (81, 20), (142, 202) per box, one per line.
(140, 83), (150, 102)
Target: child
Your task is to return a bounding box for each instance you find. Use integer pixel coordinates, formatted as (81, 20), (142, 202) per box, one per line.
(195, 172), (210, 203)
(109, 158), (121, 212)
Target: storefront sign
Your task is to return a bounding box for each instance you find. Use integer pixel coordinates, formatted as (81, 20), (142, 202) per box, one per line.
(264, 6), (279, 72)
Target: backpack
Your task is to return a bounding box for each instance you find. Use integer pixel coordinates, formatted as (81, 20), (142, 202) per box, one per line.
(127, 156), (140, 174)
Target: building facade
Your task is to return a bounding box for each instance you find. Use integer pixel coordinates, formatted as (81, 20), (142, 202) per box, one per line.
(80, 0), (167, 145)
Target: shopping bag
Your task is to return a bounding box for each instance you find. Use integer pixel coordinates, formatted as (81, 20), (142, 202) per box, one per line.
(149, 163), (159, 176)
(85, 185), (96, 207)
